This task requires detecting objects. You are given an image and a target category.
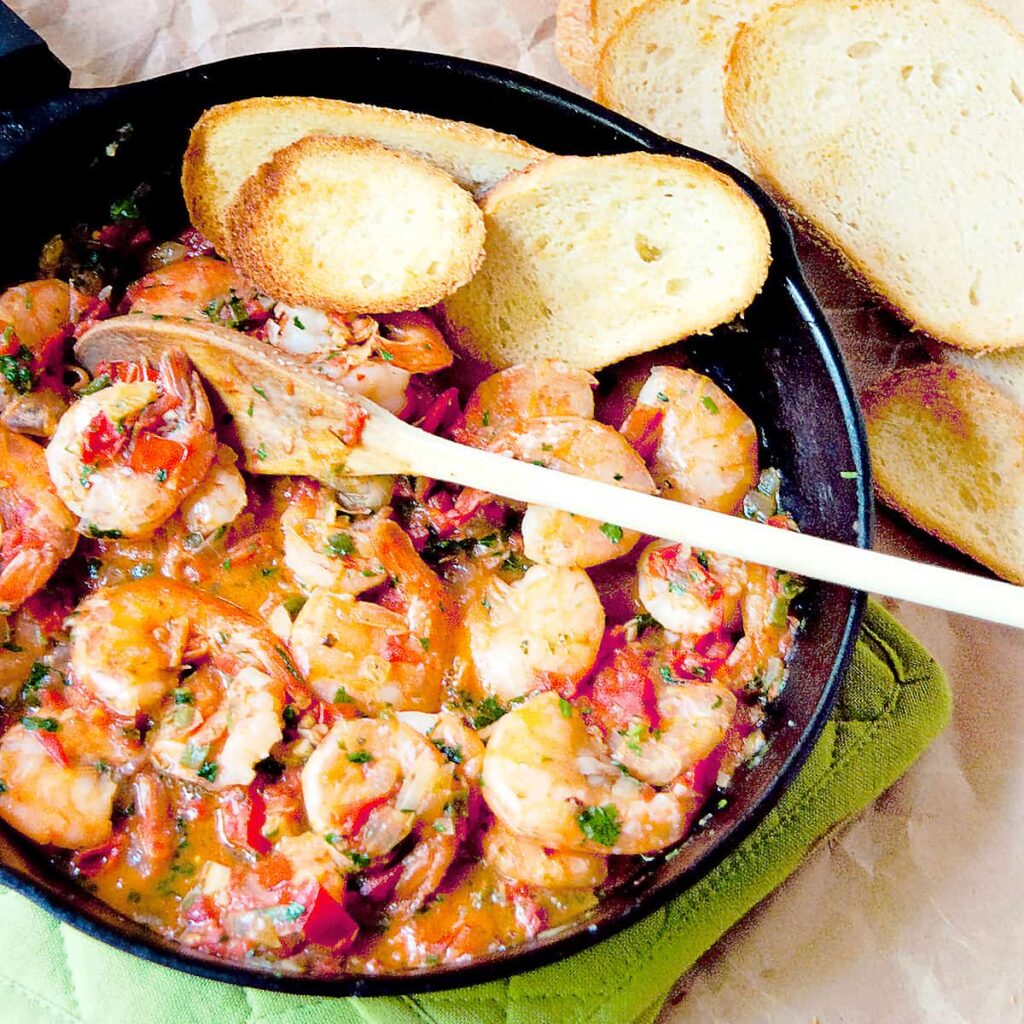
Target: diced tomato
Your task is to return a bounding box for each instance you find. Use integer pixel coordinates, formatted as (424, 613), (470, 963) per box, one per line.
(81, 412), (129, 465)
(620, 404), (664, 462)
(178, 227), (216, 258)
(129, 432), (188, 475)
(38, 687), (67, 711)
(31, 729), (68, 767)
(94, 360), (160, 384)
(71, 832), (125, 878)
(300, 886), (359, 952)
(588, 640), (661, 731)
(256, 852), (293, 890)
(246, 779), (272, 855)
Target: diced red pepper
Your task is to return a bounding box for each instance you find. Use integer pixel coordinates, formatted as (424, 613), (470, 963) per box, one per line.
(620, 404), (664, 462)
(417, 387), (461, 435)
(129, 432), (188, 475)
(32, 730), (68, 767)
(333, 402), (368, 447)
(246, 779), (272, 855)
(343, 792), (392, 837)
(300, 886), (359, 952)
(81, 412), (128, 465)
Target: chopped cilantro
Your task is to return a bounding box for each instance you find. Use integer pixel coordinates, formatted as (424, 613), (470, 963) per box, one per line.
(695, 550), (710, 569)
(559, 697), (573, 718)
(0, 346), (35, 394)
(701, 395), (720, 414)
(87, 524), (122, 539)
(656, 392), (669, 403)
(325, 531), (355, 557)
(109, 195), (140, 220)
(347, 750), (372, 764)
(333, 686), (354, 705)
(432, 741), (462, 764)
(471, 696), (506, 729)
(255, 443), (267, 460)
(173, 688), (194, 705)
(283, 594), (307, 619)
(197, 760), (219, 782)
(282, 704), (299, 728)
(293, 315), (305, 330)
(253, 385), (267, 399)
(347, 850), (371, 868)
(839, 470), (860, 479)
(154, 468), (168, 483)
(80, 373), (111, 395)
(599, 522), (624, 544)
(576, 804), (621, 846)
(418, 636), (430, 652)
(21, 716), (59, 733)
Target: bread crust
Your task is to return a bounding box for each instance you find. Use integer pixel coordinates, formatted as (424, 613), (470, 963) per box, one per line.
(227, 135), (486, 314)
(556, 0), (598, 88)
(862, 363), (1024, 584)
(723, 0), (1024, 352)
(182, 96), (546, 255)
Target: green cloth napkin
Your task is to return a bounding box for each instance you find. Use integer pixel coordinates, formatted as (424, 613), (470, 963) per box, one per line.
(0, 600), (949, 1024)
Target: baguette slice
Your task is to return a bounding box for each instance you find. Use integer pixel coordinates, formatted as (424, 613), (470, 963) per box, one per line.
(725, 0), (1024, 351)
(862, 364), (1024, 584)
(183, 96), (546, 255)
(228, 136), (486, 314)
(934, 344), (1024, 411)
(592, 0), (647, 48)
(441, 152), (770, 370)
(556, 0), (599, 88)
(597, 0), (773, 166)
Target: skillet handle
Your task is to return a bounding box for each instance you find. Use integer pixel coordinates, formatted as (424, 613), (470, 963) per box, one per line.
(0, 3), (70, 107)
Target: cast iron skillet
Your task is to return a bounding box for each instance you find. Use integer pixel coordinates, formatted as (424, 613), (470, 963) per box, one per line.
(0, 2), (871, 996)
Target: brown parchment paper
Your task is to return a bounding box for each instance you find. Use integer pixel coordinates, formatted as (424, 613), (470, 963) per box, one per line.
(10, 1), (1024, 1021)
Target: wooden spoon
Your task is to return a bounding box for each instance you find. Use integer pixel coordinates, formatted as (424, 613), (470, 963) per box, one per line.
(75, 316), (1024, 629)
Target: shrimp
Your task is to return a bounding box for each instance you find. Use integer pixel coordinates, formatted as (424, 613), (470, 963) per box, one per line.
(0, 425), (77, 613)
(397, 709), (486, 784)
(718, 562), (801, 698)
(621, 366), (758, 514)
(46, 352), (217, 537)
(69, 578), (298, 788)
(290, 520), (451, 713)
(179, 444), (248, 537)
(124, 256), (264, 322)
(267, 306), (454, 413)
(636, 541), (746, 638)
(301, 717), (454, 858)
(482, 692), (688, 856)
(496, 417), (656, 568)
(483, 822), (608, 889)
(280, 480), (387, 593)
(0, 280), (86, 436)
(463, 565), (605, 703)
(459, 361), (597, 447)
(0, 704), (139, 849)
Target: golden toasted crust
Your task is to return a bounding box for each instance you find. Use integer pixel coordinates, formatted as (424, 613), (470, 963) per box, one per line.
(441, 151), (770, 371)
(556, 0), (598, 88)
(862, 363), (1024, 584)
(227, 135), (486, 315)
(182, 96), (546, 255)
(724, 0), (1024, 352)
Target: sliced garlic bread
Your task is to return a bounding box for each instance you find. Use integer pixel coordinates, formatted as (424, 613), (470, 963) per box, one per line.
(228, 136), (486, 314)
(862, 364), (1024, 584)
(556, 0), (599, 88)
(597, 0), (773, 166)
(725, 0), (1024, 351)
(441, 152), (770, 370)
(183, 96), (545, 255)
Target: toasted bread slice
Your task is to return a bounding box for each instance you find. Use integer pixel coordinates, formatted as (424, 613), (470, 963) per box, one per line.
(441, 152), (770, 370)
(596, 0), (773, 166)
(228, 136), (486, 314)
(935, 344), (1024, 410)
(592, 0), (648, 48)
(556, 0), (599, 88)
(183, 96), (546, 255)
(724, 0), (1024, 351)
(862, 364), (1024, 584)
